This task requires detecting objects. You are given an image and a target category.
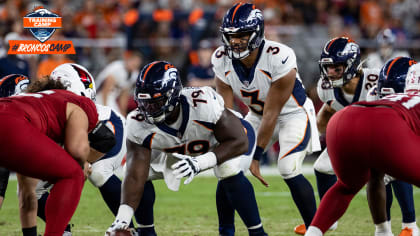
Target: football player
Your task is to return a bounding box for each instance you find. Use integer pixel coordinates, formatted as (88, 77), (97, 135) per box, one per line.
(0, 74), (34, 236)
(305, 63), (420, 236)
(366, 28), (410, 69)
(315, 37), (380, 232)
(35, 63), (147, 235)
(106, 61), (267, 236)
(0, 74), (30, 210)
(0, 76), (98, 235)
(365, 57), (419, 236)
(213, 3), (320, 234)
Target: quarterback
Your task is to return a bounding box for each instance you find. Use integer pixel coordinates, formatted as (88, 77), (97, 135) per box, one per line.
(213, 3), (320, 234)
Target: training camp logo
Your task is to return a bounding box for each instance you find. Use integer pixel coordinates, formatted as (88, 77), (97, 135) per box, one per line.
(8, 6), (75, 55)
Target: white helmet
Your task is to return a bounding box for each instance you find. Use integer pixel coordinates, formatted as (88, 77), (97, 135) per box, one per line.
(50, 63), (96, 101)
(405, 63), (420, 93)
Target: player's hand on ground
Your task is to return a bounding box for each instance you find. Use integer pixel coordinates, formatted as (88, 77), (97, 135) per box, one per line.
(171, 153), (200, 185)
(105, 219), (130, 235)
(250, 160), (269, 187)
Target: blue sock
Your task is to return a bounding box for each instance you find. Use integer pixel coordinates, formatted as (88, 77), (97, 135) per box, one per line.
(285, 174), (317, 228)
(99, 175), (122, 216)
(37, 191), (71, 232)
(216, 180), (235, 236)
(37, 192), (48, 221)
(392, 180), (416, 223)
(135, 181), (156, 236)
(386, 184), (393, 221)
(314, 170), (337, 200)
(99, 175), (134, 228)
(219, 172), (266, 236)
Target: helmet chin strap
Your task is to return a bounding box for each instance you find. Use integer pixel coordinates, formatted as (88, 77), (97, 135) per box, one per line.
(331, 78), (345, 88)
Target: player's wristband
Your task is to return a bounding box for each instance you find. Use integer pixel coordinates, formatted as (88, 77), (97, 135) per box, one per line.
(195, 152), (218, 171)
(253, 146), (264, 161)
(115, 204), (134, 224)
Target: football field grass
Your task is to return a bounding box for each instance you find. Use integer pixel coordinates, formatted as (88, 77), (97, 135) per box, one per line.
(0, 173), (419, 235)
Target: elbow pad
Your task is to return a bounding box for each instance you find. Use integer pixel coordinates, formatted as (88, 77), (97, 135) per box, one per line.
(88, 121), (116, 153)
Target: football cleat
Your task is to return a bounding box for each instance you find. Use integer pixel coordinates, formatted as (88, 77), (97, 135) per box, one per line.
(294, 224), (306, 235)
(399, 227), (413, 236)
(294, 221), (338, 235)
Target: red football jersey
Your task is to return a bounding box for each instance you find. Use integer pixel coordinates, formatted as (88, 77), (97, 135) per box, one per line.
(355, 92), (420, 134)
(0, 89), (98, 143)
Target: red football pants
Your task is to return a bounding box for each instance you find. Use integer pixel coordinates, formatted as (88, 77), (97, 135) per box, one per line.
(311, 105), (420, 233)
(0, 114), (84, 236)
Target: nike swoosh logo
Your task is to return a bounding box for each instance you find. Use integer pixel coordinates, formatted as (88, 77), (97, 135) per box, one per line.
(282, 56), (289, 64)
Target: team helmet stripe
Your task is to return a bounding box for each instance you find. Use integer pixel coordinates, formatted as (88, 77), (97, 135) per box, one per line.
(326, 37), (339, 51)
(231, 3), (244, 23)
(386, 57), (402, 79)
(142, 61), (159, 82)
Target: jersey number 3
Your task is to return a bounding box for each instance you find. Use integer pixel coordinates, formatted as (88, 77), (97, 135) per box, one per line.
(241, 90), (264, 115)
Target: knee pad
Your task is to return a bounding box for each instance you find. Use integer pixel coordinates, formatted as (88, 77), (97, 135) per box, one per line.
(314, 149), (335, 175)
(277, 151), (306, 179)
(88, 161), (114, 187)
(214, 157), (241, 179)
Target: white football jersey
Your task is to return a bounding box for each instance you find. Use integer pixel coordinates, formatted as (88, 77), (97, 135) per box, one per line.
(366, 50), (410, 69)
(126, 86), (225, 157)
(212, 39), (307, 116)
(317, 68), (380, 111)
(366, 85), (379, 102)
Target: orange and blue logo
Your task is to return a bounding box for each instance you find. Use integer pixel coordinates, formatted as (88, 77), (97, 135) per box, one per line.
(8, 6), (75, 55)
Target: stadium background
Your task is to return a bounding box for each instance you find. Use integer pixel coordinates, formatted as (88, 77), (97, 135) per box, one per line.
(2, 0), (419, 164)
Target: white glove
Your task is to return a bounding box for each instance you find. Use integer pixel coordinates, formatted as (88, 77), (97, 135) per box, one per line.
(171, 152), (217, 185)
(105, 219), (130, 235)
(171, 153), (201, 185)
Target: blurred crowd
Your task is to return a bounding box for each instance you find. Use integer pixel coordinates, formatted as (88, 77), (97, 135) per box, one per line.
(1, 0), (420, 111)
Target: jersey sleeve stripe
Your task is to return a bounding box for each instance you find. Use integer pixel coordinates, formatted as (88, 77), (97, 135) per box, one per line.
(193, 120), (215, 131)
(142, 133), (156, 150)
(259, 69), (272, 80)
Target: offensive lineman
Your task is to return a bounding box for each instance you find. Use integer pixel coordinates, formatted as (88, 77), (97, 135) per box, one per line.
(106, 61), (267, 236)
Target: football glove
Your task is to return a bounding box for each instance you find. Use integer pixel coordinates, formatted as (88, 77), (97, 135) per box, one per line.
(171, 152), (217, 185)
(171, 153), (200, 185)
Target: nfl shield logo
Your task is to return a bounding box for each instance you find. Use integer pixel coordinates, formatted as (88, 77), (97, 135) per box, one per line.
(24, 8), (61, 43)
(243, 80), (249, 87)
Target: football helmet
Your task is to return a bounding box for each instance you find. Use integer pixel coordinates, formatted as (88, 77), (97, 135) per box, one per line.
(220, 3), (264, 59)
(378, 57), (417, 97)
(50, 63), (96, 101)
(0, 74), (30, 97)
(135, 61), (182, 124)
(319, 37), (361, 87)
(404, 62), (420, 93)
(377, 28), (396, 46)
